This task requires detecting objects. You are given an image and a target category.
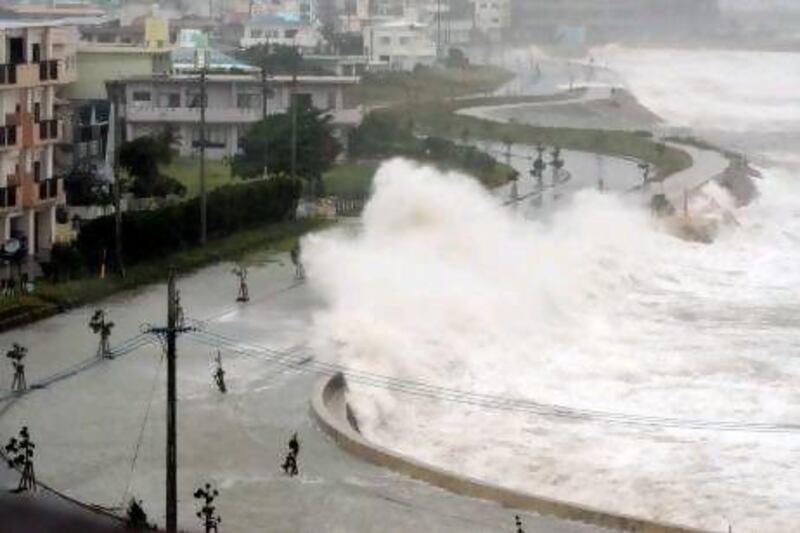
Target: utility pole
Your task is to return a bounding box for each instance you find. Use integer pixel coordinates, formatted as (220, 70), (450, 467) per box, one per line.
(199, 63), (208, 245)
(110, 81), (125, 278)
(166, 272), (178, 532)
(290, 47), (298, 183)
(436, 0), (442, 60)
(261, 63), (269, 179)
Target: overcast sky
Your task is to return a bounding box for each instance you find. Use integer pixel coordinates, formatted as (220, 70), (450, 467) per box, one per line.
(720, 0), (800, 11)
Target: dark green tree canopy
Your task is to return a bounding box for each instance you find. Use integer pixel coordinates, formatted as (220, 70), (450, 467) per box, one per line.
(119, 128), (186, 198)
(232, 105), (341, 182)
(236, 43), (304, 74)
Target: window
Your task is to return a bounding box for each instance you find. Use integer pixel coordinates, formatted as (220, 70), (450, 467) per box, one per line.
(292, 93), (312, 110)
(399, 36), (409, 46)
(251, 29), (263, 38)
(158, 93), (180, 107)
(380, 36), (391, 45)
(237, 93), (256, 109)
(132, 91), (151, 102)
(187, 92), (207, 108)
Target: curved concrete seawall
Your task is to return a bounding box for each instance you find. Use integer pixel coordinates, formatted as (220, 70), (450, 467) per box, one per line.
(311, 373), (710, 533)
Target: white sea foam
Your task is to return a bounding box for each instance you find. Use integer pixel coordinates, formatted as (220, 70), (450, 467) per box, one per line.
(305, 50), (800, 531)
(596, 47), (800, 133)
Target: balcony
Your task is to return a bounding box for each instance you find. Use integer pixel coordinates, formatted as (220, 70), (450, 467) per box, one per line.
(0, 64), (18, 87)
(16, 60), (69, 87)
(0, 125), (19, 151)
(126, 105), (263, 124)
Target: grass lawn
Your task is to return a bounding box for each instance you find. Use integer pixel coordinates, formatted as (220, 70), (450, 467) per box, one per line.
(382, 98), (693, 181)
(323, 162), (378, 198)
(160, 157), (239, 197)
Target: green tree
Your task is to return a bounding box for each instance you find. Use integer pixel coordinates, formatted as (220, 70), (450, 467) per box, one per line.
(237, 43), (303, 74)
(232, 105), (340, 189)
(119, 128), (186, 198)
(64, 161), (112, 207)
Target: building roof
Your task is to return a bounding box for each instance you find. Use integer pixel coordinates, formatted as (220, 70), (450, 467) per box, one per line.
(171, 47), (258, 72)
(78, 43), (174, 55)
(247, 12), (311, 27)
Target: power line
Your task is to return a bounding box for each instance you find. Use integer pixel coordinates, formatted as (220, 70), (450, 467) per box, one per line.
(183, 327), (800, 435)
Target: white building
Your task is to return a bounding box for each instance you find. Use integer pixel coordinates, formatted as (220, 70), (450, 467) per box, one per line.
(116, 73), (361, 159)
(241, 13), (322, 50)
(473, 0), (510, 39)
(363, 20), (436, 70)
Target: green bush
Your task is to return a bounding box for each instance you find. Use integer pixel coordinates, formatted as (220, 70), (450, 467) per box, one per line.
(41, 242), (86, 282)
(76, 177), (301, 271)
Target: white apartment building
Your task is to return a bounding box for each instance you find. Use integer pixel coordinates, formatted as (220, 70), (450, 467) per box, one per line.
(0, 21), (74, 258)
(363, 20), (436, 70)
(117, 73), (361, 159)
(473, 0), (510, 38)
(241, 13), (322, 50)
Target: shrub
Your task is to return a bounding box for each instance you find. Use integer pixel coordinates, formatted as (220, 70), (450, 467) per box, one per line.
(76, 177), (301, 272)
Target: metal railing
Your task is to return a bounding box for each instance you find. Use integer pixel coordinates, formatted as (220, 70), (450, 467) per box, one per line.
(38, 60), (59, 82)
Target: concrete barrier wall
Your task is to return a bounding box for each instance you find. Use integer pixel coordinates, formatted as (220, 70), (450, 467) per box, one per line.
(311, 373), (710, 533)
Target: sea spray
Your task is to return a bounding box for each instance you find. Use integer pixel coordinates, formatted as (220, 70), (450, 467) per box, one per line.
(304, 157), (800, 531)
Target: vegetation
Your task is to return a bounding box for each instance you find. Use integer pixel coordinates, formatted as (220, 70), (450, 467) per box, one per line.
(349, 111), (516, 189)
(233, 104), (340, 195)
(76, 177), (301, 271)
(322, 162), (378, 199)
(160, 157), (236, 197)
(347, 64), (514, 106)
(0, 218), (329, 327)
(381, 98), (693, 180)
(64, 161), (112, 207)
(119, 128), (187, 198)
(236, 43), (310, 74)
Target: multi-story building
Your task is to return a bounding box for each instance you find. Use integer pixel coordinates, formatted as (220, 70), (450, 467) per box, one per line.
(0, 21), (73, 258)
(472, 0), (510, 40)
(363, 19), (436, 69)
(511, 0), (719, 43)
(115, 72), (361, 159)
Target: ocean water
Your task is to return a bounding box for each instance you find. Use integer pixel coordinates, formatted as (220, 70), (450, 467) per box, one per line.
(306, 50), (800, 532)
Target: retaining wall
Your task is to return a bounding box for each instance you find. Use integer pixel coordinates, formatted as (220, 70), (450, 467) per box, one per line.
(311, 373), (710, 533)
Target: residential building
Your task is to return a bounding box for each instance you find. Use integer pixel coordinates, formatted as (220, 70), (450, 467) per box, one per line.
(115, 72), (361, 159)
(0, 21), (74, 258)
(472, 0), (510, 40)
(241, 13), (323, 50)
(363, 20), (436, 70)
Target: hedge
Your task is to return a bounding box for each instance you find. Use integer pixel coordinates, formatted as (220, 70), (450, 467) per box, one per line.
(77, 177), (302, 271)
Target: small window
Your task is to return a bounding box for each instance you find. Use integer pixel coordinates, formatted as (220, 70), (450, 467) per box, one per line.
(380, 36), (391, 45)
(132, 91), (151, 102)
(251, 29), (263, 38)
(237, 93), (255, 109)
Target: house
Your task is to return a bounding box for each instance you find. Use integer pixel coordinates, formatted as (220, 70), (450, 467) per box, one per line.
(241, 13), (322, 50)
(0, 21), (74, 258)
(363, 19), (436, 70)
(114, 72), (362, 160)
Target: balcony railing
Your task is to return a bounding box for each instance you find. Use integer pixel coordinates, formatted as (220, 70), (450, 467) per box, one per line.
(0, 64), (17, 86)
(38, 119), (59, 141)
(38, 60), (59, 82)
(0, 185), (19, 209)
(0, 125), (18, 149)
